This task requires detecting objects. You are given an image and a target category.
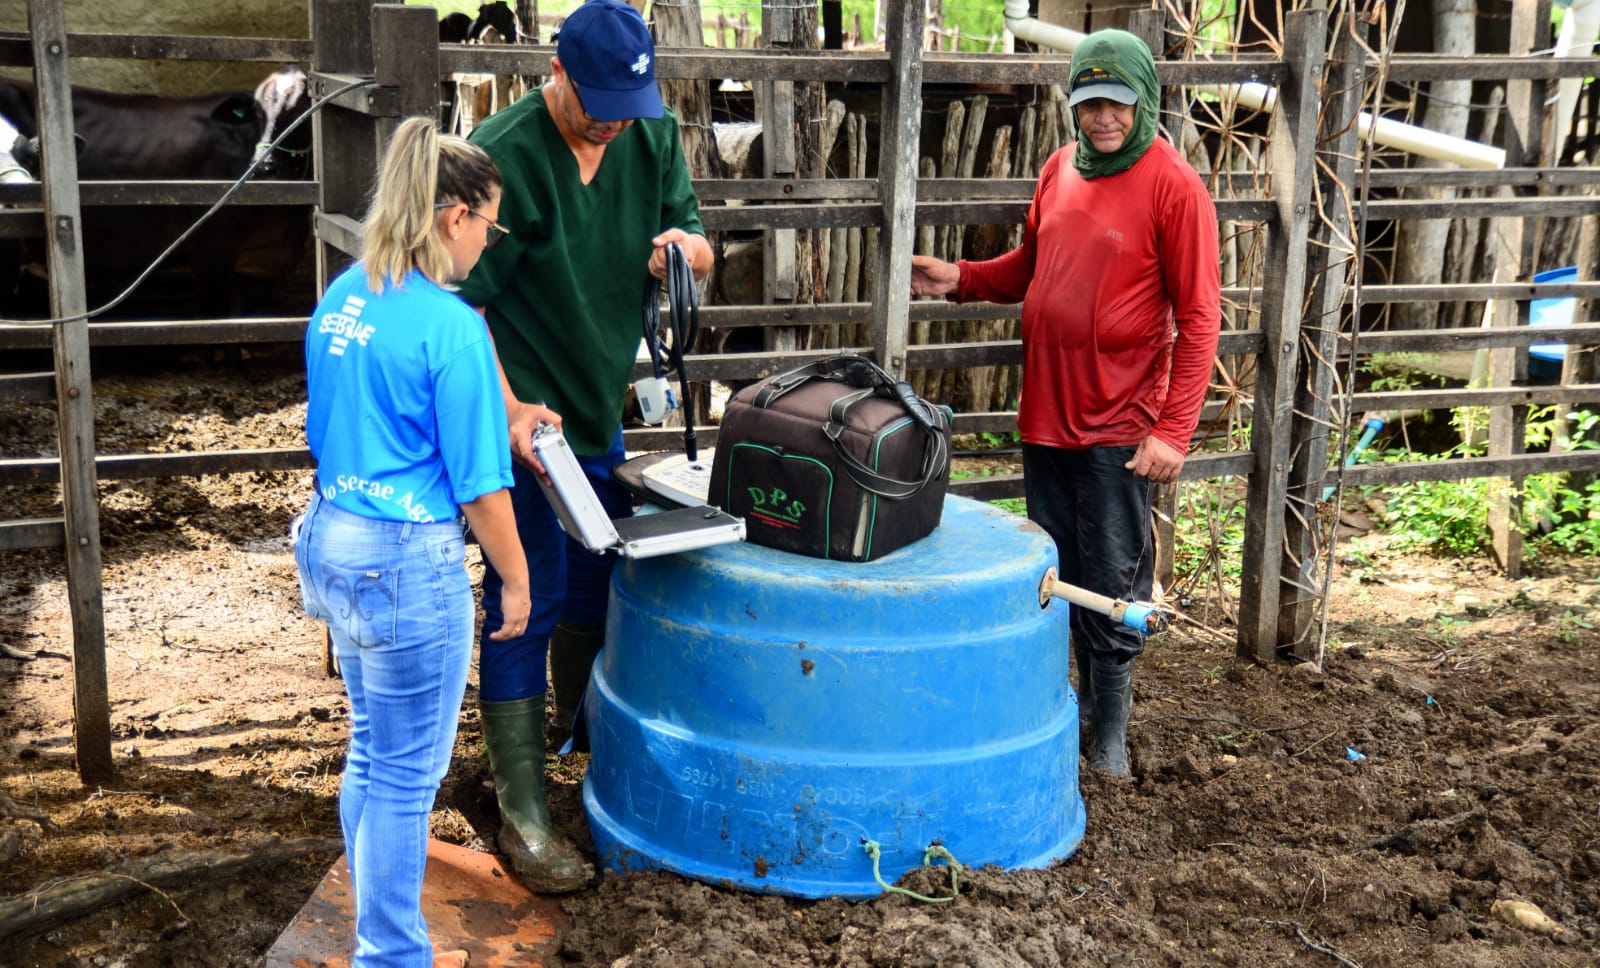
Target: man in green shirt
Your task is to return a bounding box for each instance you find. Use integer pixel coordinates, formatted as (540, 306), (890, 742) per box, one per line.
(457, 0), (712, 894)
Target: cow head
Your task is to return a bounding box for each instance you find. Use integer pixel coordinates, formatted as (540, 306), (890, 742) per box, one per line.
(251, 65), (311, 179)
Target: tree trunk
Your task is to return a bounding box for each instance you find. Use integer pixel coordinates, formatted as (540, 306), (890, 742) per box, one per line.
(1391, 0), (1474, 331)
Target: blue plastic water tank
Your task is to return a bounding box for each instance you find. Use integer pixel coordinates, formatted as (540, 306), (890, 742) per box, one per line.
(582, 495), (1085, 899)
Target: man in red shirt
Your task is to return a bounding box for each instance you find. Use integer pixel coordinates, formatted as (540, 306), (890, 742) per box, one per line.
(911, 29), (1220, 777)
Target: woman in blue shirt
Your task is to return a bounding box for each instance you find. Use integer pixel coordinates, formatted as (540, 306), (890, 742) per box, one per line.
(294, 116), (530, 968)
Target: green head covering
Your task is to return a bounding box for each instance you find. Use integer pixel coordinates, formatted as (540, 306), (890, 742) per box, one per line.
(1066, 29), (1159, 179)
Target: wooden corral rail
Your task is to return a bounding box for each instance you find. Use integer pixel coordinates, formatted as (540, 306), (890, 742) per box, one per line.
(10, 0), (1600, 780)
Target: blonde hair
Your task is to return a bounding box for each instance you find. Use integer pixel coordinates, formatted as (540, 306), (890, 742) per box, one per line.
(362, 116), (501, 292)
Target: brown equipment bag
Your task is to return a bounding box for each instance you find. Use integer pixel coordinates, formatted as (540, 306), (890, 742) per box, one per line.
(708, 356), (953, 562)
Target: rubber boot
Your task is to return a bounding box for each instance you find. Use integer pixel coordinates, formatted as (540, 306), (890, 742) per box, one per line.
(479, 696), (593, 893)
(548, 621), (605, 751)
(1086, 654), (1135, 777)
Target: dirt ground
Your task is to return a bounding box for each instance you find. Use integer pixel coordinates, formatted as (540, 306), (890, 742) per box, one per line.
(2, 352), (1597, 967)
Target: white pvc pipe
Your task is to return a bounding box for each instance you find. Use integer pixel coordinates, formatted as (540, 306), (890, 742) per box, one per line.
(1552, 0), (1600, 160)
(1002, 0), (1506, 170)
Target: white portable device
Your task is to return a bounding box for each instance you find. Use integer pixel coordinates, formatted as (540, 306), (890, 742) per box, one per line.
(639, 449), (716, 507)
(531, 426), (744, 558)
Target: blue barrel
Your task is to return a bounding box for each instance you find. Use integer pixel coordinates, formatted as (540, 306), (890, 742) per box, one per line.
(582, 495), (1085, 899)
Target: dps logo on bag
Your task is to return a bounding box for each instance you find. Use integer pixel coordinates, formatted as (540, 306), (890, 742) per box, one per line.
(709, 355), (952, 562)
(745, 486), (807, 529)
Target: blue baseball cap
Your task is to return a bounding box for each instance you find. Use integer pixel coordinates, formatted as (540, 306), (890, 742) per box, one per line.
(556, 0), (663, 122)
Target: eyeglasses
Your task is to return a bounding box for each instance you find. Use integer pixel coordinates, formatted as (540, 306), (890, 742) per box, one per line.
(436, 202), (508, 250)
(567, 78), (593, 120)
(465, 209), (509, 250)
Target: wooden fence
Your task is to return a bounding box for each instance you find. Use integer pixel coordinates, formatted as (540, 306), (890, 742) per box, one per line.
(6, 0), (1600, 782)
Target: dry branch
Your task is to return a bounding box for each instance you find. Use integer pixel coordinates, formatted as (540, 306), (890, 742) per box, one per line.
(0, 837), (339, 942)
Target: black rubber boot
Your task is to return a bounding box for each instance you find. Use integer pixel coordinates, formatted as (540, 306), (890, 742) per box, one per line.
(479, 696), (593, 894)
(1087, 654), (1135, 777)
(548, 621), (605, 747)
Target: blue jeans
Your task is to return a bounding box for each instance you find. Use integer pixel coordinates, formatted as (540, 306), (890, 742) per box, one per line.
(478, 427), (630, 703)
(294, 492), (473, 968)
(1023, 443), (1154, 663)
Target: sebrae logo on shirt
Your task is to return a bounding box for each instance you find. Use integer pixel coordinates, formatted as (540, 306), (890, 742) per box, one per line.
(319, 293), (374, 356)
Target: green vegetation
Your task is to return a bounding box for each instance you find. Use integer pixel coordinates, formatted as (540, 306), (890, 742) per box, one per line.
(1372, 407), (1600, 557)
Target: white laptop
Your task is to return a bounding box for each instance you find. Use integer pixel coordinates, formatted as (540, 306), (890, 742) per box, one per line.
(531, 428), (743, 558)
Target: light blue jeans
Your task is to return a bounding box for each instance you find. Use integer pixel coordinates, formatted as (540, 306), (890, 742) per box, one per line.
(293, 492), (472, 968)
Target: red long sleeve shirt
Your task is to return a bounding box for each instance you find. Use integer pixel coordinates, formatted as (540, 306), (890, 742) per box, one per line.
(956, 138), (1221, 452)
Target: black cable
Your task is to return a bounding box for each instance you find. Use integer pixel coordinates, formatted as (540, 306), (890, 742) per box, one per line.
(641, 240), (699, 461)
(2, 75), (378, 327)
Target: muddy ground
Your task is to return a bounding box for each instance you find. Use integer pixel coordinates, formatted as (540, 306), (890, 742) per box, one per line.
(1, 353), (1596, 967)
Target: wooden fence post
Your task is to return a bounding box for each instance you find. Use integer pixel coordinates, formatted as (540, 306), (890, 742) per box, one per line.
(1278, 10), (1366, 655)
(28, 0), (113, 785)
(312, 0), (380, 291)
(1236, 8), (1326, 663)
(870, 0), (923, 377)
(375, 5), (441, 137)
(1485, 0), (1550, 578)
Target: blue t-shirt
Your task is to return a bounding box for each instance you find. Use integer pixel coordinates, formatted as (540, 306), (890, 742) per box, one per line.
(304, 264), (513, 523)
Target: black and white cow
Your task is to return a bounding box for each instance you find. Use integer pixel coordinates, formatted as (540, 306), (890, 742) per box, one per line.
(0, 65), (310, 180)
(0, 66), (314, 319)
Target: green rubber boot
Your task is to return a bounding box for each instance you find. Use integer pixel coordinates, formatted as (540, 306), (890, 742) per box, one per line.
(548, 621), (605, 750)
(479, 696), (592, 894)
(1086, 655), (1135, 777)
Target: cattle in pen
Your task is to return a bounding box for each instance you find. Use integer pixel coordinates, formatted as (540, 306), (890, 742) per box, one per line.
(0, 65), (314, 319)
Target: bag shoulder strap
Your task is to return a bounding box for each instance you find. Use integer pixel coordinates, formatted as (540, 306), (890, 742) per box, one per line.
(823, 389), (951, 500)
(750, 357), (852, 409)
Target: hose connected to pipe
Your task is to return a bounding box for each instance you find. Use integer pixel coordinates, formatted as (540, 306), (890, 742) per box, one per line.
(1037, 567), (1168, 634)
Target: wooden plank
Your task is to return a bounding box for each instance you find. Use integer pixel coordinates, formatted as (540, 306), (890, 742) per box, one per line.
(0, 208), (43, 238)
(0, 371), (56, 401)
(28, 0), (113, 785)
(629, 347), (875, 383)
(314, 212), (364, 261)
(1340, 448), (1600, 486)
(1361, 167), (1600, 190)
(442, 45), (889, 82)
(0, 318), (308, 350)
(868, 0), (922, 378)
(1364, 196), (1600, 219)
(1356, 281), (1600, 304)
(1237, 9), (1324, 662)
(1343, 322), (1600, 353)
(0, 31), (313, 64)
(0, 448), (316, 486)
(0, 517), (65, 551)
(0, 180), (319, 206)
(691, 177), (1041, 201)
(1353, 383), (1600, 412)
(1382, 53), (1600, 82)
(438, 45), (1295, 86)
